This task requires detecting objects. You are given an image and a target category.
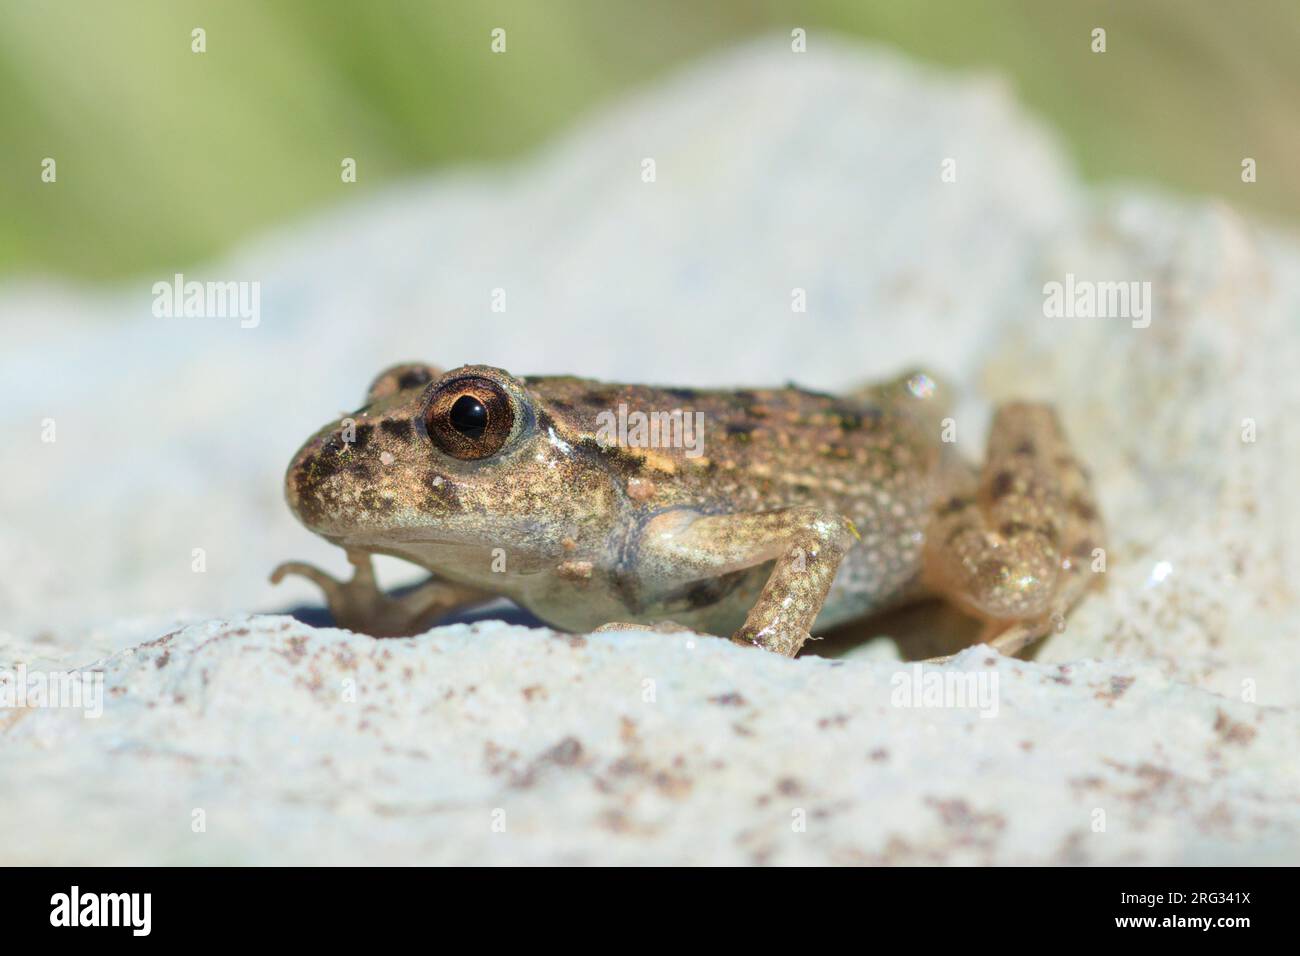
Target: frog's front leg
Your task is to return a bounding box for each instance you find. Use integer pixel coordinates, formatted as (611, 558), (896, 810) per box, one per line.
(271, 550), (492, 637)
(633, 507), (859, 657)
(923, 402), (1105, 657)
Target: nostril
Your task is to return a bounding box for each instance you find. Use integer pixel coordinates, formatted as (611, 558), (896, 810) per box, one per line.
(350, 423), (374, 451)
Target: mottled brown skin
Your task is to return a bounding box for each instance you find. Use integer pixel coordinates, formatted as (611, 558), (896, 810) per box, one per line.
(273, 363), (1105, 657)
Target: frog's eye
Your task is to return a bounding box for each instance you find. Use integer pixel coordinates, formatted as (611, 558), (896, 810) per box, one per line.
(424, 377), (516, 460)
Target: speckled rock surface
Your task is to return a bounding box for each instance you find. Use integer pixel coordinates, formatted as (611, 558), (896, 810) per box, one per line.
(2, 38), (1298, 864)
(4, 617), (1297, 865)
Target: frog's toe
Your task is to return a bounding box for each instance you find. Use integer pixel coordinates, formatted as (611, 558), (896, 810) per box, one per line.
(270, 560), (342, 591)
(730, 623), (811, 658)
(270, 560), (362, 625)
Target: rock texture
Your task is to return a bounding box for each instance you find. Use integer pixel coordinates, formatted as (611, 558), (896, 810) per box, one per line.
(5, 618), (1297, 865)
(2, 37), (1298, 864)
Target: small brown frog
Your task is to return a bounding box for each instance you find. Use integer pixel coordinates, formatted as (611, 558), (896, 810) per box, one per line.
(273, 363), (1104, 657)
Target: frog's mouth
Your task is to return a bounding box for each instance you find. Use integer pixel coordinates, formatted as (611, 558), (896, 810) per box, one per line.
(321, 530), (464, 552)
(341, 537), (541, 582)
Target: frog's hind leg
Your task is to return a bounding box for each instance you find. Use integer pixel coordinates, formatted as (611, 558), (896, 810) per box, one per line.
(922, 402), (1105, 657)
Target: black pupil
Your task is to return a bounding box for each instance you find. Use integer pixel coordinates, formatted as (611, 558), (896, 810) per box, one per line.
(449, 395), (487, 438)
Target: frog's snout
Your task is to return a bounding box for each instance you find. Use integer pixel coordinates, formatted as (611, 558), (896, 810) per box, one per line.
(284, 409), (462, 539)
(283, 426), (341, 531)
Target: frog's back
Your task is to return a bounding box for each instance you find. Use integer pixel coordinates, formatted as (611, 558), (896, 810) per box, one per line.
(522, 373), (949, 531)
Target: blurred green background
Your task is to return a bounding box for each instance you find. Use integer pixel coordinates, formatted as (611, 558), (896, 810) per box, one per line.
(2, 0), (1297, 281)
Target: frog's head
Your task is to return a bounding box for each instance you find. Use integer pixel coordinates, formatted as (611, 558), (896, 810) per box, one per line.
(284, 363), (623, 570)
